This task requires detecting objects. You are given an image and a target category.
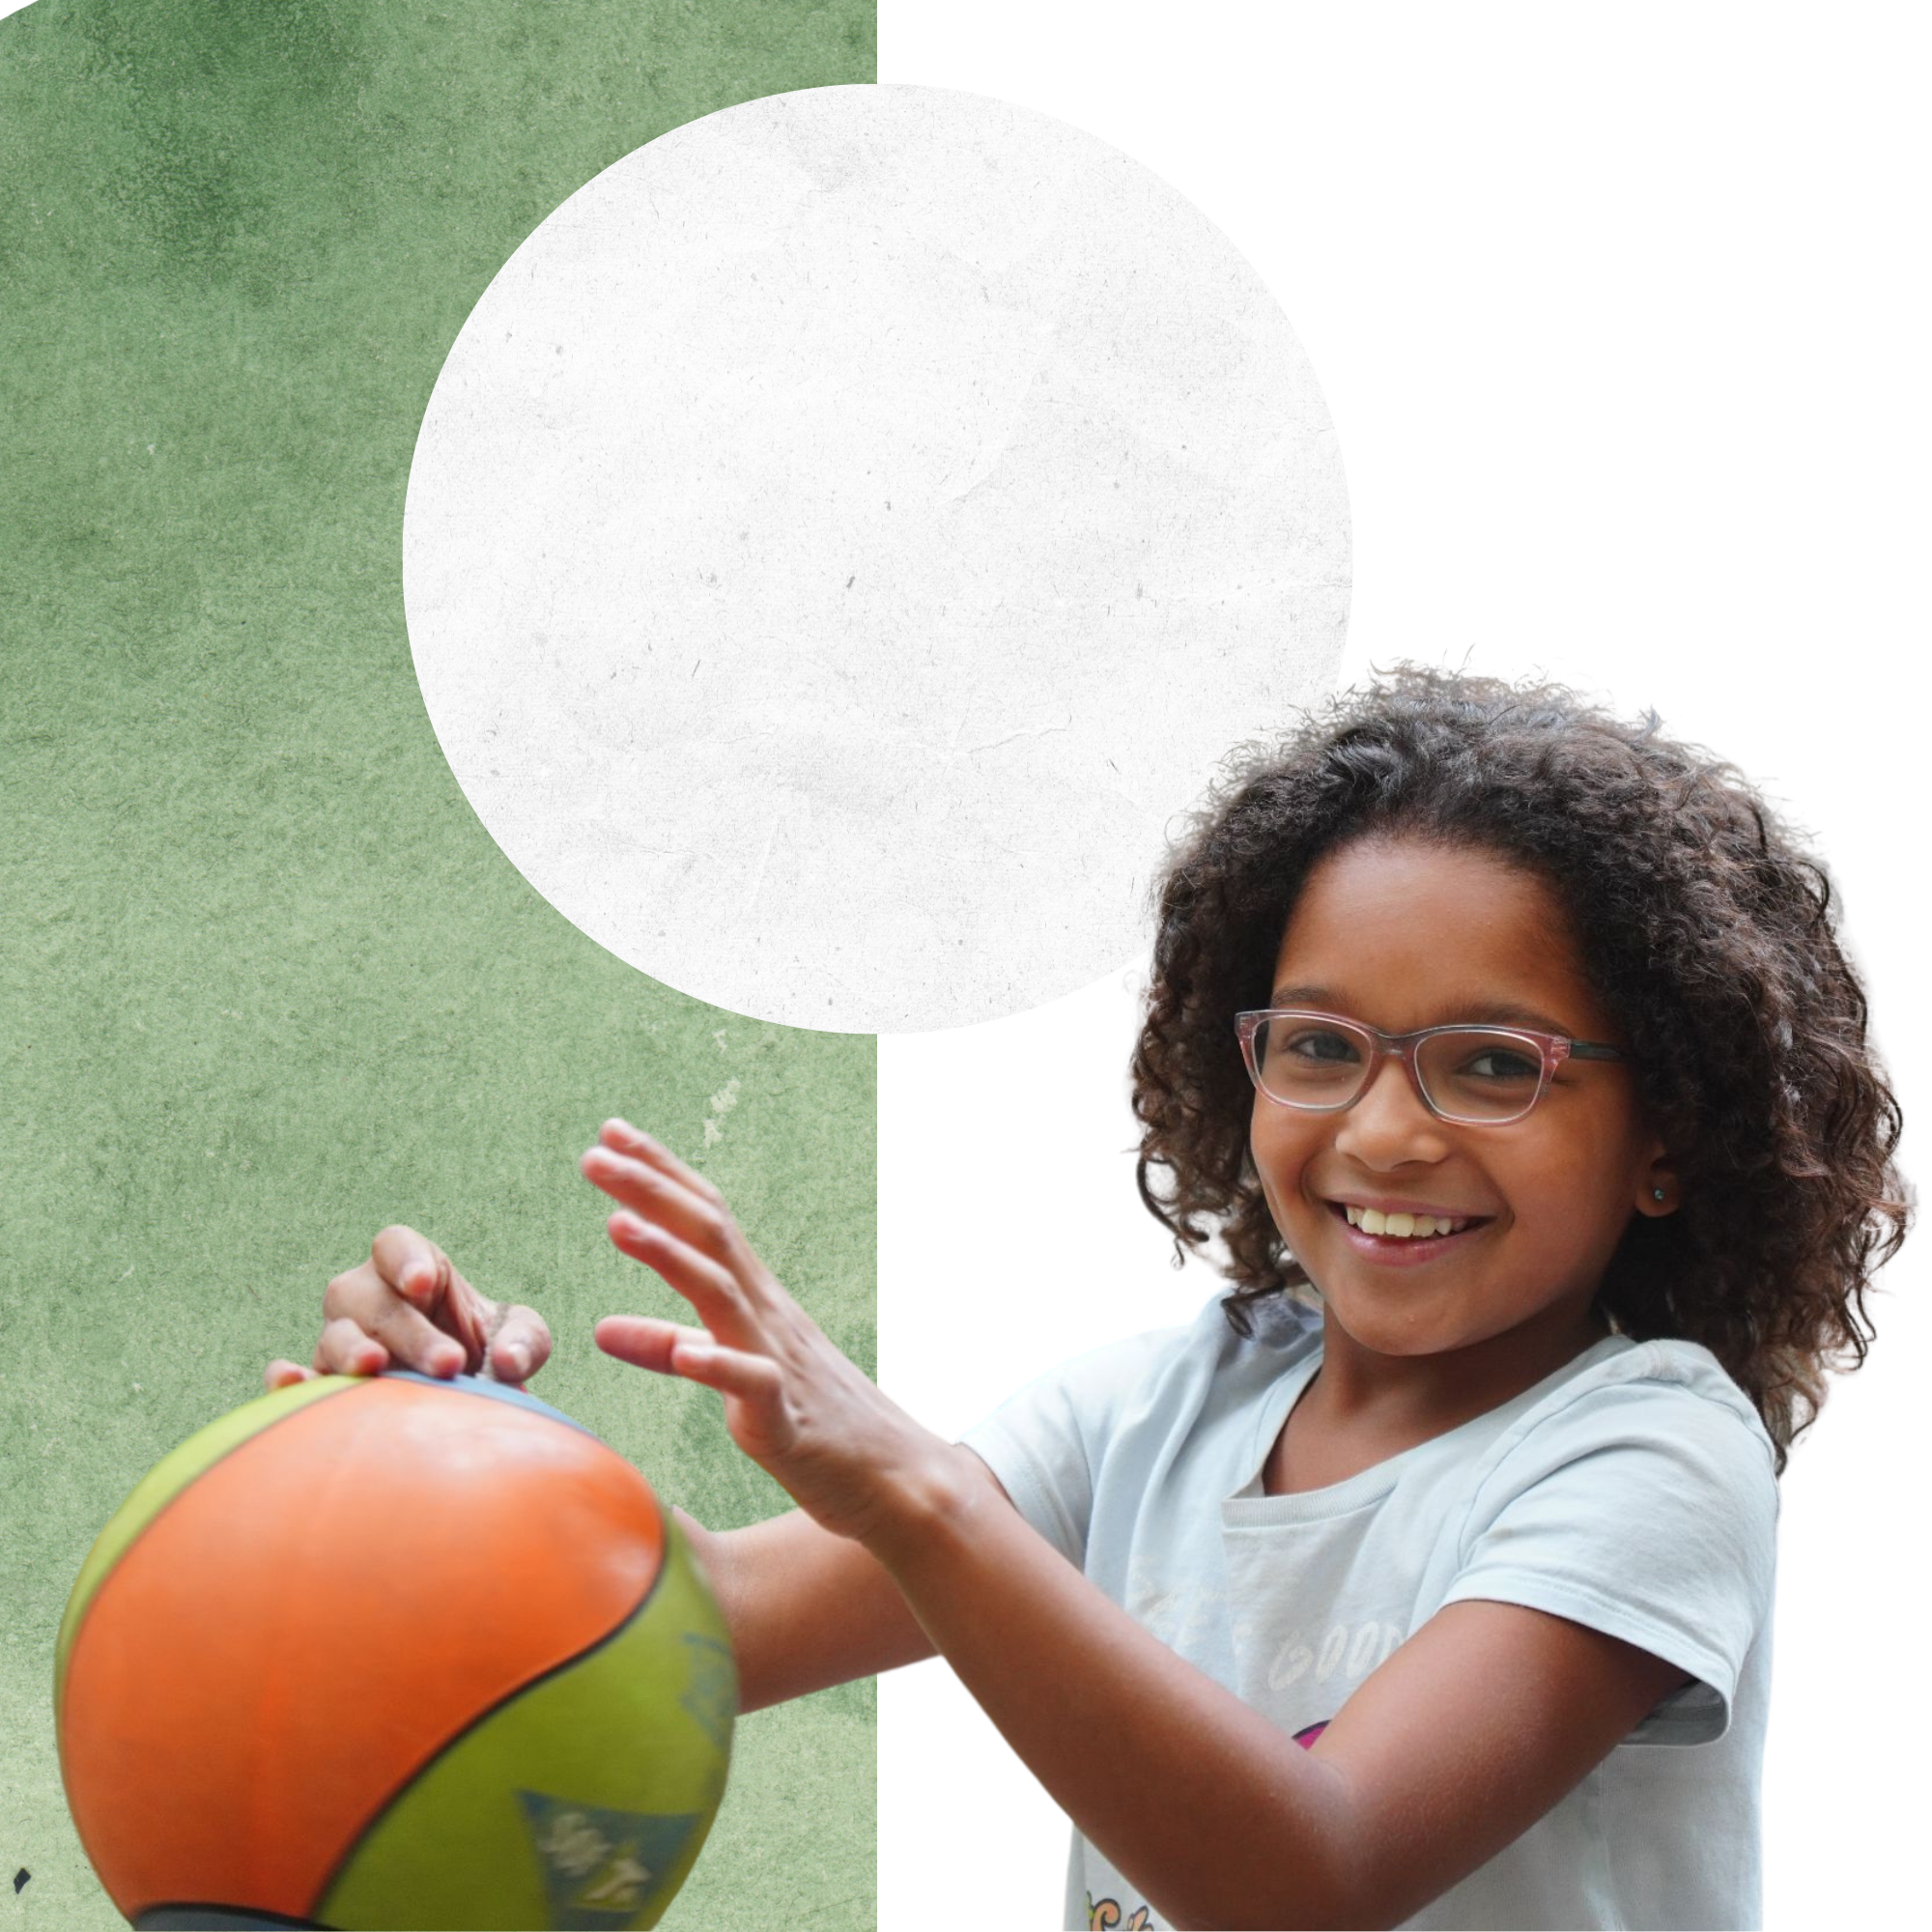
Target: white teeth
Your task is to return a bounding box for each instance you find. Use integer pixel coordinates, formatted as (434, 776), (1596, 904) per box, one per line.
(1343, 1205), (1471, 1238)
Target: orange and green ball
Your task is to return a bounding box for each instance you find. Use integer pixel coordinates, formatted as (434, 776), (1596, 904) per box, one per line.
(56, 1374), (735, 1930)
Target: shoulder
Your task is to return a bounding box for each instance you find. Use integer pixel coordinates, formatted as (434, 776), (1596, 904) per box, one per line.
(1450, 1340), (1778, 1643)
(1440, 1339), (1778, 1742)
(1487, 1335), (1777, 1490)
(1464, 1335), (1780, 1547)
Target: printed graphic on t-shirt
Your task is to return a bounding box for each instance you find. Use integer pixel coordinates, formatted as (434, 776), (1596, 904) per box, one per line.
(1086, 1891), (1154, 1930)
(1260, 1615), (1406, 1692)
(1126, 1558), (1224, 1656)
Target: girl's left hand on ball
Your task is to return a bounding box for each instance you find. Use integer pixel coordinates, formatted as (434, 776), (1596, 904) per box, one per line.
(582, 1118), (959, 1548)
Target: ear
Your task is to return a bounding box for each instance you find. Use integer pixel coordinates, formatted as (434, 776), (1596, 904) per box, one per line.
(1634, 1140), (1677, 1218)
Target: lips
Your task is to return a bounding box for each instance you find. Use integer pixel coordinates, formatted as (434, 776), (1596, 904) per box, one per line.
(1329, 1190), (1492, 1267)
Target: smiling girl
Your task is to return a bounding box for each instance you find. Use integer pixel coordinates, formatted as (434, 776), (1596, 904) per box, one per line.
(273, 668), (1907, 1929)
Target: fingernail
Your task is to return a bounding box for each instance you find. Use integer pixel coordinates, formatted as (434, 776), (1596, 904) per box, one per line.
(430, 1343), (464, 1377)
(503, 1343), (529, 1378)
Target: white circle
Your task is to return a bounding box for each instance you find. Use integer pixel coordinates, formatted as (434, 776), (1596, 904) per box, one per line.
(404, 84), (1350, 1031)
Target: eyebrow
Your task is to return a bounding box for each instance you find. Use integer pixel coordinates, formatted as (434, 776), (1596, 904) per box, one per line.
(1266, 983), (1586, 1038)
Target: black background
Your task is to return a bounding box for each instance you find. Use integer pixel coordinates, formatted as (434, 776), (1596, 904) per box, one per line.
(873, 26), (1886, 1917)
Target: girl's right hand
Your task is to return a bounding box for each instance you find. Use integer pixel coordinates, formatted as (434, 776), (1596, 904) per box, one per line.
(264, 1224), (553, 1392)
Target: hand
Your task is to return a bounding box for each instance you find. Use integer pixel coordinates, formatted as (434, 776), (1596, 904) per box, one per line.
(264, 1224), (553, 1392)
(583, 1118), (964, 1547)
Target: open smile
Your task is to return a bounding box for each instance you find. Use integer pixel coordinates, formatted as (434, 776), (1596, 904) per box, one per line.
(1323, 1199), (1495, 1265)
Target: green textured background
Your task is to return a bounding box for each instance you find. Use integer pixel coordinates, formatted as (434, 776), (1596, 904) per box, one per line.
(0, 3), (878, 1927)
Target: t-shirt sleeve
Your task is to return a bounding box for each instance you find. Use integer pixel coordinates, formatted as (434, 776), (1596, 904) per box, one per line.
(960, 1326), (1181, 1571)
(1438, 1362), (1779, 1745)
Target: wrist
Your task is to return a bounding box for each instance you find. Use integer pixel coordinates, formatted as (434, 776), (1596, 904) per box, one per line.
(855, 1441), (1002, 1573)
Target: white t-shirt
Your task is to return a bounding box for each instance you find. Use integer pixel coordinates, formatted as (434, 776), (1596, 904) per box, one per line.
(963, 1292), (1779, 1931)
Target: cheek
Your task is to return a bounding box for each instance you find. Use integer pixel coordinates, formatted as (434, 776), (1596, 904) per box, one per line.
(1247, 1098), (1283, 1175)
(1248, 1104), (1321, 1211)
(1509, 1113), (1645, 1224)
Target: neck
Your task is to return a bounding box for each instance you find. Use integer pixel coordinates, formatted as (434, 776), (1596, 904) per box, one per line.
(1310, 1297), (1611, 1434)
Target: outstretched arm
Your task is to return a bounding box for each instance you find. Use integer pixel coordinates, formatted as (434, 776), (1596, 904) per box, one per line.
(586, 1117), (1690, 1931)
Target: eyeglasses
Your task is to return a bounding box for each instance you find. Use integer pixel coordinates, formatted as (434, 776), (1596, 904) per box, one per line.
(1235, 1009), (1630, 1126)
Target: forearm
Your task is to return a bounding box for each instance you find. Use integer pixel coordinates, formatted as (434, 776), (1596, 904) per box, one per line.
(866, 1451), (1365, 1932)
(684, 1507), (938, 1713)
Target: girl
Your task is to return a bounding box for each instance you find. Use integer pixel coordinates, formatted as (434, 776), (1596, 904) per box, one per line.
(272, 668), (1906, 1930)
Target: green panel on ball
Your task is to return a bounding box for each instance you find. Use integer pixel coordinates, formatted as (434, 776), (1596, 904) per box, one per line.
(54, 1376), (354, 1709)
(317, 1523), (737, 1931)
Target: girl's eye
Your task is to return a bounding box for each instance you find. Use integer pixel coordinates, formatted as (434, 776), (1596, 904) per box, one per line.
(1459, 1045), (1540, 1082)
(1281, 1027), (1361, 1065)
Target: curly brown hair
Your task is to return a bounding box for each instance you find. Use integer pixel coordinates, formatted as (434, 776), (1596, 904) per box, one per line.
(1131, 666), (1908, 1473)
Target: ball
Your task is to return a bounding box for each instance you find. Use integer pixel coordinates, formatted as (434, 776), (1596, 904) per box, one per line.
(56, 1372), (736, 1931)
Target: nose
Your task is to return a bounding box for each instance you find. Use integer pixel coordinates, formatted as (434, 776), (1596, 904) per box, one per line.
(1332, 1049), (1452, 1168)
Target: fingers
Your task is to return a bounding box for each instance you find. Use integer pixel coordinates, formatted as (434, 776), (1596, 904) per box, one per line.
(606, 1210), (739, 1297)
(581, 1144), (732, 1262)
(264, 1338), (383, 1392)
(280, 1311), (494, 1384)
(323, 1267), (467, 1377)
(328, 1226), (479, 1377)
(279, 1223), (545, 1401)
(604, 1208), (778, 1358)
(666, 1338), (786, 1406)
(485, 1302), (554, 1384)
(595, 1315), (784, 1406)
(585, 1122), (798, 1359)
(596, 1119), (724, 1208)
(368, 1227), (493, 1360)
(595, 1313), (710, 1374)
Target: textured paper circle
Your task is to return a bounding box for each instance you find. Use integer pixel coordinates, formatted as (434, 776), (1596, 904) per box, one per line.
(405, 84), (1350, 1032)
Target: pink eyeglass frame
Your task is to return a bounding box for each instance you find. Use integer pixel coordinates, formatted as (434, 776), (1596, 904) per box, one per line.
(1236, 1005), (1631, 1128)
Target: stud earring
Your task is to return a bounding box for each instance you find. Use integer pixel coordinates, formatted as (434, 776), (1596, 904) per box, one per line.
(1652, 1187), (1666, 1203)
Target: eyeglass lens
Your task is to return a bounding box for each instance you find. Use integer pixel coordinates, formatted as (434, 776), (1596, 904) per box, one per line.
(1251, 1016), (1546, 1122)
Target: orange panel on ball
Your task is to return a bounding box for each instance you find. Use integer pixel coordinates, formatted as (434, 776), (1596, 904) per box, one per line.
(60, 1378), (665, 1922)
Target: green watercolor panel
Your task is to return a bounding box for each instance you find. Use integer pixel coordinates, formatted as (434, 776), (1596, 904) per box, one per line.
(1, 3), (878, 1928)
